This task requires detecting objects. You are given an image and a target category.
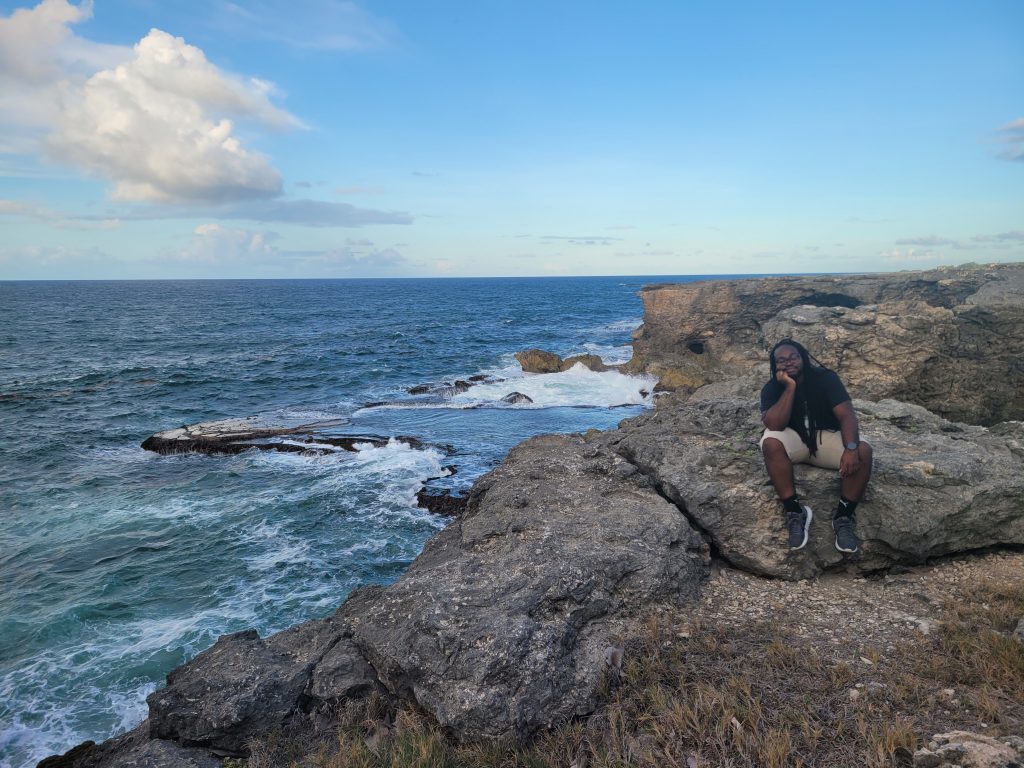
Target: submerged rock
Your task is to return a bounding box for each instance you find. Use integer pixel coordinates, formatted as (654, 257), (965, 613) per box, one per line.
(501, 391), (533, 404)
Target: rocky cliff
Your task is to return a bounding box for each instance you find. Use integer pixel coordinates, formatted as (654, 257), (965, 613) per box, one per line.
(625, 262), (1024, 425)
(43, 263), (1024, 767)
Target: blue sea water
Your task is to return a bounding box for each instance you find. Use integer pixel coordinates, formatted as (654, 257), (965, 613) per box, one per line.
(0, 276), (702, 767)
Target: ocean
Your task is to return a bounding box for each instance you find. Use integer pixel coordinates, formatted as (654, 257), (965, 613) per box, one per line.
(0, 276), (702, 767)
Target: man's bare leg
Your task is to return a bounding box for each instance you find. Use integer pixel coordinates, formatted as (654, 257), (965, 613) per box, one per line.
(839, 442), (873, 502)
(761, 437), (796, 499)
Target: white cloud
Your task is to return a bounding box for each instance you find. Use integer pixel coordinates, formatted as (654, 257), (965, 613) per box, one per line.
(173, 225), (407, 274)
(995, 118), (1024, 162)
(211, 0), (396, 52)
(0, 196), (120, 228)
(87, 198), (413, 227)
(0, 243), (118, 277)
(894, 235), (958, 246)
(0, 0), (128, 145)
(880, 248), (937, 263)
(177, 223), (280, 264)
(1, 1), (302, 203)
(971, 230), (1024, 243)
(46, 28), (299, 202)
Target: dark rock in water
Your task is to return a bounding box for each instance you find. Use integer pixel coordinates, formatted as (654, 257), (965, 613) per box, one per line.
(415, 488), (468, 517)
(604, 392), (1024, 579)
(141, 418), (426, 456)
(501, 391), (533, 404)
(514, 348), (564, 373)
(408, 380), (476, 397)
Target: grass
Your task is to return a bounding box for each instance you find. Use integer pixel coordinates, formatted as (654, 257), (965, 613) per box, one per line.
(236, 573), (1024, 768)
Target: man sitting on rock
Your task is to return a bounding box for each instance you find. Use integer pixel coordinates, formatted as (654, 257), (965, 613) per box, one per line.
(759, 339), (873, 553)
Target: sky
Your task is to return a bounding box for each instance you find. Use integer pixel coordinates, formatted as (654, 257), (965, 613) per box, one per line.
(0, 0), (1022, 279)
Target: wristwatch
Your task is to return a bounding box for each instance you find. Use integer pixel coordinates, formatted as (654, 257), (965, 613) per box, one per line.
(845, 441), (859, 451)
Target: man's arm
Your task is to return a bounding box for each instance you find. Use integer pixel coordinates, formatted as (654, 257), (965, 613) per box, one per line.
(761, 372), (796, 430)
(833, 399), (861, 477)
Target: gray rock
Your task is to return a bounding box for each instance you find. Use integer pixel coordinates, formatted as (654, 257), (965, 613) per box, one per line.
(342, 433), (708, 740)
(912, 730), (1024, 767)
(1013, 617), (1024, 644)
(604, 394), (1024, 579)
(147, 618), (354, 755)
(37, 723), (219, 768)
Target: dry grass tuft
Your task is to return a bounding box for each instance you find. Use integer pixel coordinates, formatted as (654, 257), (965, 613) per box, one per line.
(240, 558), (1024, 767)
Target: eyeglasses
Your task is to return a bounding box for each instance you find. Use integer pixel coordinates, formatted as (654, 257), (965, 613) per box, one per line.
(774, 354), (801, 364)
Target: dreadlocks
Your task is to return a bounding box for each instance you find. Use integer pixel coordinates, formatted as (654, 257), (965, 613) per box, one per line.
(767, 339), (836, 455)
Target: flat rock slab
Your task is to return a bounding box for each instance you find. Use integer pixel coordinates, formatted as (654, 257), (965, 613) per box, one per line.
(141, 416), (426, 455)
(605, 393), (1024, 579)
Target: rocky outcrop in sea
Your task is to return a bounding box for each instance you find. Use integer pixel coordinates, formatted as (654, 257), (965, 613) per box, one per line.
(43, 262), (1024, 767)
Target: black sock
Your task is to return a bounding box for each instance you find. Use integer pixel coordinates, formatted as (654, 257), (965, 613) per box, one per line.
(836, 496), (858, 518)
(782, 495), (802, 514)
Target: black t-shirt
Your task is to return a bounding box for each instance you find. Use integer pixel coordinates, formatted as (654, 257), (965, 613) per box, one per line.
(759, 368), (850, 432)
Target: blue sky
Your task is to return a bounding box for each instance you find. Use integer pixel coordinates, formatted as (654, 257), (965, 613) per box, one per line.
(1, 0), (1021, 279)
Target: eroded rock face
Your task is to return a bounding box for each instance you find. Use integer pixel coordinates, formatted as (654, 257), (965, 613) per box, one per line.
(343, 434), (709, 740)
(604, 392), (1024, 579)
(626, 263), (1024, 425)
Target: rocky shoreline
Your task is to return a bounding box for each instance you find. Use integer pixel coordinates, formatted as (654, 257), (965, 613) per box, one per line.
(42, 262), (1024, 767)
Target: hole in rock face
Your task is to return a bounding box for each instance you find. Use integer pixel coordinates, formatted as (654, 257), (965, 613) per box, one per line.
(687, 341), (705, 354)
(798, 292), (861, 309)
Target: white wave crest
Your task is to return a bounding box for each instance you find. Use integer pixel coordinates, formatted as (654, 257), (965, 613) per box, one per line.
(451, 364), (655, 408)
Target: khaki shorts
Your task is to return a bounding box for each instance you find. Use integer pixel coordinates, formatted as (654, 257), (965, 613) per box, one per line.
(759, 428), (864, 470)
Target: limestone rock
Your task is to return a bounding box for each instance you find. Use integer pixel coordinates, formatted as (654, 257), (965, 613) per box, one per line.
(913, 730), (1024, 767)
(626, 263), (1024, 425)
(514, 349), (610, 374)
(515, 348), (564, 373)
(604, 394), (1024, 579)
(562, 354), (609, 372)
(343, 433), (709, 740)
